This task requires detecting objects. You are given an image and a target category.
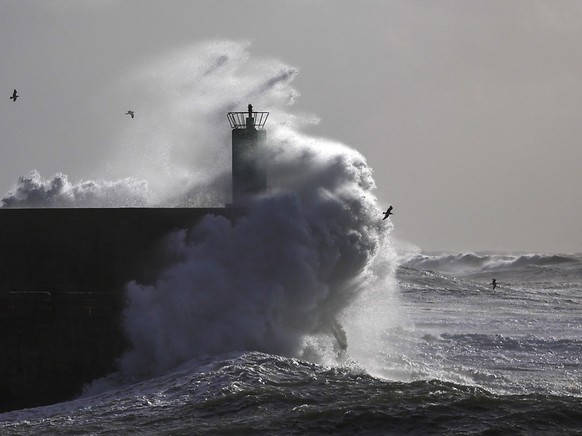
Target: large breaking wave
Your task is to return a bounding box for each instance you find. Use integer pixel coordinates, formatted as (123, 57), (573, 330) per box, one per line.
(2, 40), (399, 379)
(119, 41), (398, 376)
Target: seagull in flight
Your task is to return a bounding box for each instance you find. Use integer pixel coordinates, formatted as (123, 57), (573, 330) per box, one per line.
(125, 110), (135, 119)
(382, 205), (393, 220)
(10, 89), (18, 102)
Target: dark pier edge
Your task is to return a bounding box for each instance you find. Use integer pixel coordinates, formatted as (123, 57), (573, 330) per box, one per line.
(0, 207), (243, 412)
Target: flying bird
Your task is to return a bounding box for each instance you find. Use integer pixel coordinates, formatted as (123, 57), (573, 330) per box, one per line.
(125, 110), (135, 119)
(382, 205), (393, 220)
(10, 89), (18, 102)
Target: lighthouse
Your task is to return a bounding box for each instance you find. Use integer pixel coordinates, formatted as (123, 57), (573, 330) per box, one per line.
(227, 104), (269, 205)
(0, 106), (272, 412)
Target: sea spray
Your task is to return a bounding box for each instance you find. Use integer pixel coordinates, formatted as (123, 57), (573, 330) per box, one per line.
(0, 39), (400, 379)
(114, 42), (399, 376)
(1, 41), (300, 209)
(120, 138), (392, 375)
(104, 40), (300, 207)
(1, 170), (150, 208)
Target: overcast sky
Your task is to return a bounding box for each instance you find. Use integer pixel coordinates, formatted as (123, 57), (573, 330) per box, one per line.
(1, 0), (581, 254)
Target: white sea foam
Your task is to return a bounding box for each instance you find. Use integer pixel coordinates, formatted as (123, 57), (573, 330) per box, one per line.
(1, 170), (150, 208)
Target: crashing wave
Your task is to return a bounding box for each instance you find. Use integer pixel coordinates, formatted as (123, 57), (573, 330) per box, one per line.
(1, 170), (150, 208)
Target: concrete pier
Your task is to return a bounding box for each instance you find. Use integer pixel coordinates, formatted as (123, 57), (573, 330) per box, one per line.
(0, 207), (241, 412)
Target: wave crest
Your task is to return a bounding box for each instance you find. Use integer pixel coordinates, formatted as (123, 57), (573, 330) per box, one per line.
(1, 170), (150, 208)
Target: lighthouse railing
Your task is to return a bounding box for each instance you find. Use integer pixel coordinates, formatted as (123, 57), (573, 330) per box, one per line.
(227, 111), (269, 129)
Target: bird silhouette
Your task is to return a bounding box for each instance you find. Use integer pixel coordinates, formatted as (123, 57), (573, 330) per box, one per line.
(382, 205), (393, 220)
(125, 110), (135, 119)
(10, 89), (18, 102)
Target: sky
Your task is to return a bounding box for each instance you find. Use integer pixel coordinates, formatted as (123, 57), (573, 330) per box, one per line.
(1, 0), (581, 254)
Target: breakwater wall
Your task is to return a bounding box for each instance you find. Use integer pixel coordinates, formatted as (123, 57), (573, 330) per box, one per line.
(0, 207), (240, 412)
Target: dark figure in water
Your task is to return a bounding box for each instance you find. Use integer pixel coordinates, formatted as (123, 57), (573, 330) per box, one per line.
(382, 205), (393, 220)
(10, 89), (18, 102)
(491, 278), (497, 289)
(125, 110), (135, 119)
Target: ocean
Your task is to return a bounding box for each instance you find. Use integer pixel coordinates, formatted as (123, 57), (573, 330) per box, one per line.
(1, 40), (580, 434)
(1, 252), (580, 435)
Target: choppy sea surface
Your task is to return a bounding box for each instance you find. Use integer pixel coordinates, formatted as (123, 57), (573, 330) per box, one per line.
(2, 39), (579, 434)
(1, 252), (581, 435)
